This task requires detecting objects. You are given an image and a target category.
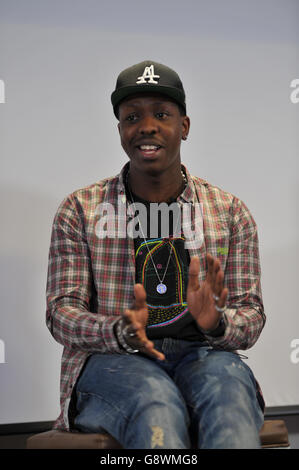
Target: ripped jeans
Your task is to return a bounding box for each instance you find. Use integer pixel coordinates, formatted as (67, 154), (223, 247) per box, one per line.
(74, 338), (264, 449)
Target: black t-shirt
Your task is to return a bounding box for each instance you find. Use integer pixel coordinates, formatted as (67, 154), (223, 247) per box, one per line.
(125, 177), (206, 341)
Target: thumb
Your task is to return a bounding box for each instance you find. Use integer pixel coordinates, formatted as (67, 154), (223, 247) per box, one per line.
(134, 283), (147, 309)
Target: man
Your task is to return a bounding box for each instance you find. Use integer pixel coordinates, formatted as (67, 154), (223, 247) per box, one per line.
(46, 60), (266, 448)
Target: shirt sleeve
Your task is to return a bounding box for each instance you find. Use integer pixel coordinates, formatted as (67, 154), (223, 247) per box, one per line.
(46, 194), (123, 354)
(203, 196), (266, 351)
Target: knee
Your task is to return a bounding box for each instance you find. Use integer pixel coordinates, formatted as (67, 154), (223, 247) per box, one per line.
(122, 376), (191, 449)
(185, 352), (259, 414)
(133, 374), (188, 417)
(200, 352), (256, 389)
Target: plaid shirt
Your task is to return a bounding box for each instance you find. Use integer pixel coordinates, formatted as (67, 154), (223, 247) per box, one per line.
(46, 162), (265, 431)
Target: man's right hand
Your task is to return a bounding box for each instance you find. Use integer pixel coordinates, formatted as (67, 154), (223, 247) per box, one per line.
(121, 283), (165, 361)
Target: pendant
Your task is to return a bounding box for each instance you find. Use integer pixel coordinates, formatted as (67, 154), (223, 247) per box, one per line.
(157, 283), (167, 294)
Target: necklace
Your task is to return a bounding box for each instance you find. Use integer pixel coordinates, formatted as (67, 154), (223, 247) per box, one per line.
(126, 170), (187, 294)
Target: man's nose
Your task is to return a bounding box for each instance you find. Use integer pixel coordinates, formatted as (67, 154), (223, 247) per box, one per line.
(139, 116), (158, 135)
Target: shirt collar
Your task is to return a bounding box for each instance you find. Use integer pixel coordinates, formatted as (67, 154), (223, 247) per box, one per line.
(117, 162), (196, 205)
(179, 163), (195, 204)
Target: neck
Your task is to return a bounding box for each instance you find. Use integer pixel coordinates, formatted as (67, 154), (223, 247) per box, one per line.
(127, 166), (186, 203)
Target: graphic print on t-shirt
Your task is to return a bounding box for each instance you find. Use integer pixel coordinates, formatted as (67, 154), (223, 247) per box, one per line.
(135, 236), (193, 338)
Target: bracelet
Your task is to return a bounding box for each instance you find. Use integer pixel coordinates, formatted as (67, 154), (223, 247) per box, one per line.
(115, 318), (139, 354)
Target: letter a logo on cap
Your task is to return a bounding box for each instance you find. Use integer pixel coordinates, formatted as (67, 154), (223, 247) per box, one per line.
(136, 65), (160, 84)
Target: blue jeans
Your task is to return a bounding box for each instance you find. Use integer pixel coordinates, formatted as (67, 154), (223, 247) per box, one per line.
(74, 339), (264, 449)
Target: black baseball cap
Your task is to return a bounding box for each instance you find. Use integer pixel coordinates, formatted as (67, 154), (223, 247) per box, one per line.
(111, 60), (186, 118)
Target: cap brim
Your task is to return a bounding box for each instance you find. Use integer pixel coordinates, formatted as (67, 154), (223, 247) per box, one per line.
(111, 85), (186, 118)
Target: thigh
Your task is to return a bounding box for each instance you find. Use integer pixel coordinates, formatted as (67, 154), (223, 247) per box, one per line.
(76, 352), (182, 408)
(74, 352), (191, 448)
(173, 347), (264, 447)
(175, 347), (258, 395)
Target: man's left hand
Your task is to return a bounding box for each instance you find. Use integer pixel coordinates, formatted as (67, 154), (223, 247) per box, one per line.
(187, 254), (228, 332)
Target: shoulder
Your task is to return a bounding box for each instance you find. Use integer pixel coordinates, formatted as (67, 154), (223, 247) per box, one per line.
(190, 174), (256, 227)
(53, 174), (122, 227)
(59, 174), (120, 210)
(191, 174), (235, 204)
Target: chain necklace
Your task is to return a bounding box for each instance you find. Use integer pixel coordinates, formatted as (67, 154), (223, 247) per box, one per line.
(126, 170), (187, 294)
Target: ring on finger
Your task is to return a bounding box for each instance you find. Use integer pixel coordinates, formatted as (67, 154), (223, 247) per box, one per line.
(215, 304), (226, 313)
(213, 294), (220, 302)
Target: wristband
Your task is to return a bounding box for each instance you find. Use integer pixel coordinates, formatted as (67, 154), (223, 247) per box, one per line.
(115, 318), (139, 354)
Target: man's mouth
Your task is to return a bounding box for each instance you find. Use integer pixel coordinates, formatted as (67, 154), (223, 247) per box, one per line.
(137, 144), (162, 157)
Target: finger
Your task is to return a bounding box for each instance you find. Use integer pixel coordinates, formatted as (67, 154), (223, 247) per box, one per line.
(123, 309), (143, 329)
(141, 340), (165, 361)
(123, 310), (142, 332)
(213, 268), (229, 308)
(121, 309), (164, 360)
(123, 309), (134, 324)
(134, 283), (147, 309)
(206, 254), (214, 284)
(188, 256), (200, 290)
(219, 287), (228, 308)
(214, 268), (224, 299)
(207, 254), (220, 291)
(211, 258), (221, 291)
(126, 333), (165, 361)
(123, 311), (152, 344)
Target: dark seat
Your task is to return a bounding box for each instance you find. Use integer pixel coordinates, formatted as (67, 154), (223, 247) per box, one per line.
(26, 419), (290, 449)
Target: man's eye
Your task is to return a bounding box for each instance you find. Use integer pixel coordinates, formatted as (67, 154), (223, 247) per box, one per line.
(126, 114), (138, 122)
(156, 112), (169, 119)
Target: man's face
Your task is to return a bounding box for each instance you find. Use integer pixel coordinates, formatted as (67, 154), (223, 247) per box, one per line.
(118, 93), (190, 176)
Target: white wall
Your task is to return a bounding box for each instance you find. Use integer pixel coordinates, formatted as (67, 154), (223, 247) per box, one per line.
(0, 0), (298, 424)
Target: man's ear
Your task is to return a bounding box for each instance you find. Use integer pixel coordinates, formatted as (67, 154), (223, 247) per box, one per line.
(117, 122), (120, 135)
(182, 116), (190, 141)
